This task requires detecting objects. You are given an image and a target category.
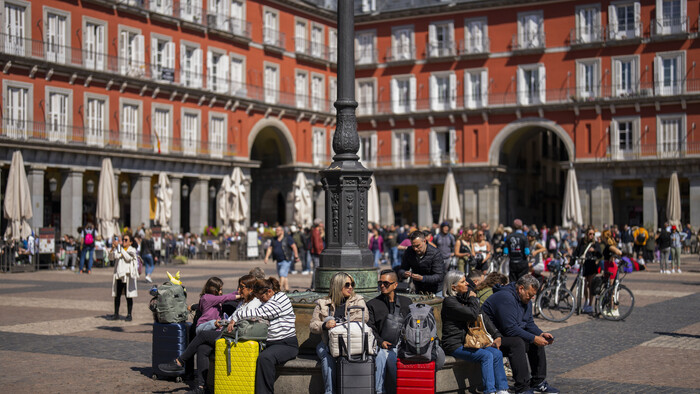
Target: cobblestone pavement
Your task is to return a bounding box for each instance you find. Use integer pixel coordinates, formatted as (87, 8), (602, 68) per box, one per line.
(1, 255), (700, 393)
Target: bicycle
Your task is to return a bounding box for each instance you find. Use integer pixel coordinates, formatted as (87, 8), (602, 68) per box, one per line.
(596, 257), (635, 321)
(569, 255), (588, 315)
(536, 255), (576, 322)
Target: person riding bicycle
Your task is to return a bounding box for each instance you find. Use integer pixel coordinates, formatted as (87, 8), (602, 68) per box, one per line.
(504, 219), (530, 283)
(572, 227), (602, 314)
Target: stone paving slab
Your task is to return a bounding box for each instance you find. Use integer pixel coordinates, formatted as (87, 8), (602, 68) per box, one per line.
(0, 305), (99, 326)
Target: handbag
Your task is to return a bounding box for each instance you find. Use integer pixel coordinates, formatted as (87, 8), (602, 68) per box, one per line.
(464, 314), (493, 349)
(328, 306), (377, 357)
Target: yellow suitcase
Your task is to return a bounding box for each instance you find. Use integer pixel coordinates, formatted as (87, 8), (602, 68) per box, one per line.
(214, 337), (260, 394)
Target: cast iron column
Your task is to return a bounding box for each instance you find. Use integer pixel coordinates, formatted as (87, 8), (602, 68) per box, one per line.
(314, 0), (375, 293)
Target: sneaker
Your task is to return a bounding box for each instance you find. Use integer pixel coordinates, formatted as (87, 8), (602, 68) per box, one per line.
(671, 269), (676, 274)
(158, 359), (185, 374)
(61, 266), (66, 270)
(301, 270), (310, 275)
(666, 270), (671, 275)
(601, 309), (613, 317)
(534, 381), (560, 393)
(87, 270), (91, 274)
(496, 391), (510, 394)
(677, 269), (682, 274)
(107, 314), (119, 321)
(582, 305), (593, 313)
(70, 266), (75, 271)
(145, 275), (153, 283)
(612, 309), (620, 317)
(125, 314), (133, 322)
(290, 270), (299, 275)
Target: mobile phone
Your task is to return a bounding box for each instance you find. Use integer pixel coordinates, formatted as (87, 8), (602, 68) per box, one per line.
(546, 335), (554, 343)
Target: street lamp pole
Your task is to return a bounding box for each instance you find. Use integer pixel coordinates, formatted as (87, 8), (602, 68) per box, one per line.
(314, 0), (375, 293)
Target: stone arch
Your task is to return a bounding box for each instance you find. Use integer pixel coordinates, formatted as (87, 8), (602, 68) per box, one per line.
(488, 118), (575, 166)
(248, 118), (296, 164)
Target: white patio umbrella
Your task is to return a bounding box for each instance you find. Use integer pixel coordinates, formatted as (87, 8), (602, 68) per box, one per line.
(292, 172), (313, 229)
(96, 158), (120, 242)
(666, 172), (681, 227)
(230, 167), (248, 233)
(3, 151), (32, 241)
(438, 171), (462, 229)
(368, 175), (381, 225)
(217, 174), (233, 234)
(154, 172), (173, 233)
(562, 167), (583, 229)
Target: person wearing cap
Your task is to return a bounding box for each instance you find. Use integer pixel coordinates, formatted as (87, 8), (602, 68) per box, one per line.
(435, 221), (456, 271)
(504, 219), (530, 283)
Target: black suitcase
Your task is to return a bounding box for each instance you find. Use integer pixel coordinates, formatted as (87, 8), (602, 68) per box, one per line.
(336, 306), (376, 394)
(152, 322), (193, 381)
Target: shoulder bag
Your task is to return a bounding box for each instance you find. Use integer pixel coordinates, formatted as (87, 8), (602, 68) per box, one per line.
(464, 314), (493, 349)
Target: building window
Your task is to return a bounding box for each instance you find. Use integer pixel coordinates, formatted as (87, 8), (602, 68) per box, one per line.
(45, 11), (68, 64)
(391, 75), (416, 114)
(392, 130), (413, 168)
(180, 44), (202, 88)
(518, 64), (546, 105)
(263, 8), (279, 46)
(465, 69), (488, 109)
(575, 5), (601, 43)
(3, 1), (29, 56)
(86, 95), (106, 147)
(357, 79), (375, 115)
(3, 82), (31, 139)
(608, 2), (640, 39)
(312, 128), (326, 166)
(83, 20), (106, 71)
(311, 24), (324, 58)
(430, 72), (456, 111)
(311, 74), (324, 111)
(46, 89), (71, 143)
(655, 51), (685, 96)
(392, 26), (413, 60)
(182, 111), (199, 156)
(329, 28), (337, 63)
(206, 50), (229, 93)
(657, 115), (685, 157)
(295, 70), (308, 109)
(610, 117), (638, 159)
(464, 18), (487, 54)
(517, 11), (544, 49)
(360, 0), (376, 13)
(209, 114), (225, 158)
(430, 128), (456, 166)
(428, 21), (455, 57)
(151, 37), (175, 82)
(119, 30), (145, 77)
(359, 132), (377, 167)
(179, 0), (202, 23)
(152, 106), (171, 153)
(356, 31), (375, 64)
(230, 0), (245, 36)
(655, 0), (687, 34)
(576, 59), (600, 99)
(328, 77), (337, 114)
(150, 0), (173, 16)
(230, 55), (245, 96)
(612, 56), (639, 96)
(208, 0), (230, 31)
(264, 63), (279, 104)
(121, 101), (140, 151)
(295, 19), (307, 53)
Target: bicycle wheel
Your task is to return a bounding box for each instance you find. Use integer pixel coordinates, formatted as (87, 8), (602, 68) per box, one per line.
(537, 285), (575, 322)
(571, 278), (584, 315)
(597, 284), (634, 321)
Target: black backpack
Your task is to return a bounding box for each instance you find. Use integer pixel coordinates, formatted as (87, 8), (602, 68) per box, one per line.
(658, 231), (671, 249)
(636, 232), (646, 243)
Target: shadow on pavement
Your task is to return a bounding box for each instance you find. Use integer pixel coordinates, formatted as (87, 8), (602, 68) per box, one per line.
(654, 331), (700, 339)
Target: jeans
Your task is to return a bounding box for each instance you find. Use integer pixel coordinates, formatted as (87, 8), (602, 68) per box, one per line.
(143, 253), (155, 276)
(375, 346), (397, 393)
(303, 250), (311, 272)
(373, 249), (382, 267)
(389, 247), (399, 269)
(80, 245), (94, 272)
(276, 260), (292, 277)
(451, 346), (508, 394)
(660, 248), (670, 272)
(671, 246), (681, 269)
(500, 336), (547, 393)
(316, 341), (336, 394)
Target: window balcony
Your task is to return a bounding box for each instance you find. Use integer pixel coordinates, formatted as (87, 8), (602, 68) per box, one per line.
(385, 45), (417, 65)
(605, 22), (643, 44)
(459, 37), (490, 57)
(294, 37), (330, 65)
(206, 14), (252, 43)
(426, 41), (457, 61)
(356, 48), (379, 69)
(605, 142), (700, 161)
(104, 0), (205, 28)
(651, 17), (689, 39)
(568, 26), (605, 47)
(0, 119), (238, 158)
(262, 28), (286, 53)
(511, 32), (546, 53)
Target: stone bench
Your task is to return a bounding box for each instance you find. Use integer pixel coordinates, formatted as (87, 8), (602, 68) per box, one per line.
(274, 354), (482, 393)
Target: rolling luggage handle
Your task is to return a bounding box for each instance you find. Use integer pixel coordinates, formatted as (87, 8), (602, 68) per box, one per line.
(341, 305), (368, 362)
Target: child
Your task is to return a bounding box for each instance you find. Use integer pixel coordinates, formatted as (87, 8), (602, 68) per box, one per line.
(196, 277), (240, 335)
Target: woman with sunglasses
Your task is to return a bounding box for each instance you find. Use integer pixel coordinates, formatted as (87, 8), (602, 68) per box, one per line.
(310, 272), (368, 394)
(473, 230), (493, 273)
(108, 233), (139, 321)
(455, 228), (473, 274)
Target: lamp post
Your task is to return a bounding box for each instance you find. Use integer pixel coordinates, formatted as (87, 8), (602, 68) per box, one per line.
(314, 0), (375, 293)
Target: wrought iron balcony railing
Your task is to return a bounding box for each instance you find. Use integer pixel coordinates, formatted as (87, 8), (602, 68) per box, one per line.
(263, 28), (286, 51)
(459, 37), (490, 56)
(512, 31), (546, 51)
(606, 142), (700, 161)
(569, 25), (605, 46)
(426, 41), (457, 59)
(651, 17), (689, 37)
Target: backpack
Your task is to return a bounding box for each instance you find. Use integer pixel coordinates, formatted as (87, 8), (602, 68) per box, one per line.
(636, 232), (646, 243)
(153, 282), (188, 323)
(84, 229), (94, 246)
(396, 303), (438, 362)
(658, 231), (671, 249)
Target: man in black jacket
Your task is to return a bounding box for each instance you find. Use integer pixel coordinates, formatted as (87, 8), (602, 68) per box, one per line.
(505, 219), (530, 283)
(398, 231), (445, 295)
(367, 269), (412, 394)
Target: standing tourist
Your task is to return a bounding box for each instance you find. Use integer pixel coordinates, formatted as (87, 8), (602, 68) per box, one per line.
(657, 227), (672, 274)
(572, 228), (602, 313)
(109, 233), (138, 321)
(264, 226), (299, 292)
(79, 222), (97, 274)
(670, 226), (683, 273)
(505, 219), (530, 283)
(141, 229), (156, 283)
(473, 229), (493, 273)
(632, 226), (648, 263)
(434, 222), (456, 271)
(398, 231), (445, 296)
(455, 228), (473, 274)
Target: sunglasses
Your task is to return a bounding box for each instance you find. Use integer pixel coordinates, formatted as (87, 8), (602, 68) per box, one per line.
(466, 233), (473, 236)
(343, 281), (355, 289)
(123, 238), (130, 242)
(378, 281), (395, 288)
(238, 284), (247, 289)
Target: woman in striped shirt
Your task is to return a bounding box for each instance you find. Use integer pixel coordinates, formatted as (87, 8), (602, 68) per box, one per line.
(227, 276), (298, 394)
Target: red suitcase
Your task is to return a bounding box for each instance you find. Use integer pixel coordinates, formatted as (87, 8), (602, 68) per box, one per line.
(396, 359), (436, 393)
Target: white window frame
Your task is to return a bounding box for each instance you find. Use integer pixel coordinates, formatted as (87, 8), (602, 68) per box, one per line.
(428, 20), (455, 57)
(118, 25), (145, 77)
(655, 0), (687, 35)
(328, 28), (337, 63)
(208, 0), (230, 32)
(206, 47), (229, 93)
(358, 131), (377, 167)
(119, 98), (142, 151)
(430, 71), (457, 111)
(356, 30), (376, 65)
(517, 11), (545, 49)
(2, 79), (32, 139)
(181, 108), (200, 156)
(392, 129), (414, 168)
(150, 34), (175, 83)
(229, 53), (246, 97)
(44, 7), (70, 64)
(263, 62), (279, 104)
(656, 114), (686, 158)
(83, 17), (107, 71)
(45, 86), (72, 143)
(391, 74), (416, 114)
(229, 0), (246, 36)
(180, 41), (202, 89)
(310, 23), (324, 58)
(391, 25), (414, 61)
(149, 0), (173, 16)
(360, 0), (376, 13)
(85, 92), (108, 147)
(356, 78), (376, 116)
(576, 58), (601, 99)
(3, 0), (31, 56)
(328, 76), (337, 114)
(312, 127), (327, 166)
(294, 17), (308, 54)
(295, 69), (308, 109)
(430, 127), (457, 166)
(464, 68), (488, 109)
(610, 116), (640, 159)
(575, 4), (602, 43)
(151, 103), (172, 153)
(655, 51), (685, 96)
(311, 73), (325, 112)
(608, 1), (641, 40)
(517, 64), (546, 105)
(179, 0), (202, 23)
(208, 112), (227, 158)
(611, 55), (639, 96)
(263, 7), (279, 46)
(464, 17), (488, 54)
